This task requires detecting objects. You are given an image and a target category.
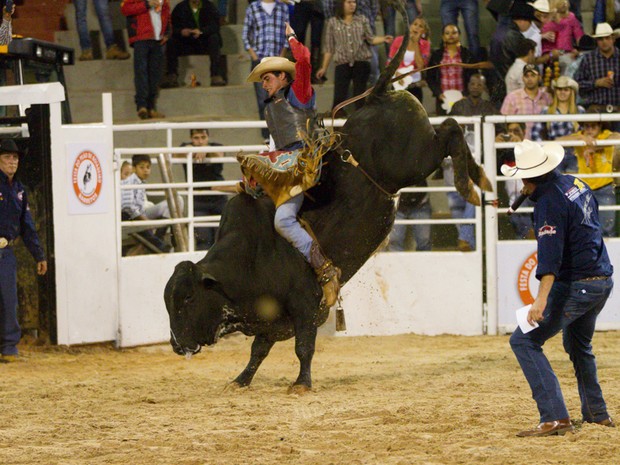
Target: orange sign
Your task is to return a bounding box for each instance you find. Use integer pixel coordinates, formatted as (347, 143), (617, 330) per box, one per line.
(72, 150), (103, 205)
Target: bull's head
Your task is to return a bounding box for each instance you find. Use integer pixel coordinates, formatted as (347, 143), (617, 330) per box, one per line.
(164, 261), (232, 358)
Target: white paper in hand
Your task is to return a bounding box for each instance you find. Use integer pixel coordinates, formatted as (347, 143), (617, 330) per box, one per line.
(516, 304), (539, 334)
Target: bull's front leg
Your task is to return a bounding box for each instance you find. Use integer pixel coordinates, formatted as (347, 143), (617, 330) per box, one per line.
(231, 335), (275, 387)
(289, 325), (318, 394)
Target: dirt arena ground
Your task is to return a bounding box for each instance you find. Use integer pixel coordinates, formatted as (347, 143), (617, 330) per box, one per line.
(1, 331), (619, 465)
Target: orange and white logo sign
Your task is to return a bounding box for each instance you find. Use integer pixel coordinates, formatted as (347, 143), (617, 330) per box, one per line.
(72, 150), (103, 205)
(518, 252), (538, 305)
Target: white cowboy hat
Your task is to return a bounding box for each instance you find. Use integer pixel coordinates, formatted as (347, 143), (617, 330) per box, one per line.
(552, 75), (579, 93)
(247, 57), (296, 82)
(501, 139), (564, 179)
(592, 22), (614, 38)
(531, 0), (550, 13)
(441, 90), (463, 114)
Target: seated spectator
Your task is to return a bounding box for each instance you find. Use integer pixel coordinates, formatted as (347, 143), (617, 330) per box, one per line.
(426, 23), (475, 115)
(316, 0), (392, 115)
(540, 0), (583, 75)
(120, 161), (134, 180)
(496, 122), (536, 239)
(505, 38), (537, 93)
(121, 154), (184, 253)
(160, 0), (226, 88)
(557, 116), (620, 236)
(443, 73), (497, 251)
(386, 185), (432, 252)
(574, 22), (620, 131)
(74, 0), (130, 61)
(178, 128), (229, 250)
(501, 63), (552, 138)
(0, 1), (14, 46)
(387, 16), (431, 102)
(531, 75), (584, 172)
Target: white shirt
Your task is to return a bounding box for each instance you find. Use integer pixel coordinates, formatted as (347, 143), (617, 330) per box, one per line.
(505, 58), (528, 93)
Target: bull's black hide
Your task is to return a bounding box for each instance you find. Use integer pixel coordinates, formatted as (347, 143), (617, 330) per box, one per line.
(164, 0), (491, 391)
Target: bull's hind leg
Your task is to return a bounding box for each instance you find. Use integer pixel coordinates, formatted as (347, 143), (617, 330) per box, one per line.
(231, 335), (276, 387)
(289, 325), (318, 394)
(435, 118), (491, 206)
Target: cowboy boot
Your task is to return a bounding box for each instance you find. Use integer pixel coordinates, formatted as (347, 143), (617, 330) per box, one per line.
(309, 241), (341, 307)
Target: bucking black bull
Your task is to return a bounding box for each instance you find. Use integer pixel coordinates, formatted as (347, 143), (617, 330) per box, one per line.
(165, 0), (492, 392)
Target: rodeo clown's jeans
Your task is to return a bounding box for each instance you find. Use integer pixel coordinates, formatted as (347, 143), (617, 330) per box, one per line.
(274, 194), (313, 262)
(510, 278), (614, 423)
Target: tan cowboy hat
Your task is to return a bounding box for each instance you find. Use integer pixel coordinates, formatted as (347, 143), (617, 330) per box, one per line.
(531, 0), (550, 13)
(552, 75), (578, 92)
(501, 139), (564, 179)
(592, 22), (614, 38)
(247, 57), (296, 82)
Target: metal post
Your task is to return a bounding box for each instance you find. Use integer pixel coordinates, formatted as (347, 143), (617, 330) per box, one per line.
(483, 120), (499, 335)
(157, 153), (188, 251)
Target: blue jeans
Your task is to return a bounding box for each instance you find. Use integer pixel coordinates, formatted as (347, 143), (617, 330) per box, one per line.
(510, 278), (613, 422)
(0, 248), (20, 356)
(251, 59), (270, 140)
(74, 0), (115, 50)
(133, 40), (164, 111)
(593, 184), (616, 238)
(440, 0), (480, 61)
(447, 191), (475, 250)
(274, 194), (313, 262)
(387, 201), (432, 251)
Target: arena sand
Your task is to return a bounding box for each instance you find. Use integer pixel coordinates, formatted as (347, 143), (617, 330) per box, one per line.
(1, 332), (619, 465)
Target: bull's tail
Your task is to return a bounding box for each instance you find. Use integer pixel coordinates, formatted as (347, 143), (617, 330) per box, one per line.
(368, 0), (409, 100)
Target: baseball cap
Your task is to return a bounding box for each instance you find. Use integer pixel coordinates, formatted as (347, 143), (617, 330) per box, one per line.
(522, 64), (540, 76)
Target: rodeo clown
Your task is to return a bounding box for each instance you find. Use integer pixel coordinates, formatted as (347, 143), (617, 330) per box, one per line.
(504, 140), (614, 437)
(238, 22), (340, 307)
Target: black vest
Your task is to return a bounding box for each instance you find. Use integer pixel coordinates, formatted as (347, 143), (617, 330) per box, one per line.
(264, 86), (317, 150)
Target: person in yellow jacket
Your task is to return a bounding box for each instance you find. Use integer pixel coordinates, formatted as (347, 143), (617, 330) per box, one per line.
(558, 119), (620, 236)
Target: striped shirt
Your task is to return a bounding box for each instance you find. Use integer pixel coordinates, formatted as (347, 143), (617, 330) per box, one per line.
(0, 19), (12, 46)
(575, 47), (620, 106)
(323, 15), (374, 66)
(242, 1), (289, 60)
(121, 173), (147, 219)
(323, 0), (378, 29)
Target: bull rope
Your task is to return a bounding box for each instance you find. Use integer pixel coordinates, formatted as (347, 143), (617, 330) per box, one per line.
(329, 61), (493, 125)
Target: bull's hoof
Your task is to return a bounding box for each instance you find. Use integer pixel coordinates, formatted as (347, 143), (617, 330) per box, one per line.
(223, 381), (247, 392)
(287, 384), (312, 395)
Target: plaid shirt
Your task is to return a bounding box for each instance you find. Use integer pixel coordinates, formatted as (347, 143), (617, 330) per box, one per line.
(575, 47), (620, 106)
(530, 106), (586, 141)
(440, 48), (464, 93)
(242, 1), (289, 60)
(500, 88), (553, 138)
(0, 19), (12, 46)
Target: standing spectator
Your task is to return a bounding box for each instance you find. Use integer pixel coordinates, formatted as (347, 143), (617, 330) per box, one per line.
(445, 73), (497, 251)
(575, 23), (620, 130)
(290, 0), (325, 83)
(440, 0), (481, 61)
(178, 129), (228, 250)
(0, 1), (14, 46)
(0, 140), (47, 362)
(387, 16), (431, 102)
(557, 116), (620, 236)
(426, 24), (475, 116)
(501, 63), (552, 139)
(381, 0), (422, 51)
(121, 0), (171, 120)
(75, 0), (130, 61)
(316, 0), (392, 116)
(355, 0), (380, 84)
(387, 185), (431, 252)
(242, 0), (289, 140)
(531, 75), (585, 172)
(160, 0), (226, 88)
(506, 139), (615, 438)
(505, 38), (537, 93)
(593, 0), (620, 31)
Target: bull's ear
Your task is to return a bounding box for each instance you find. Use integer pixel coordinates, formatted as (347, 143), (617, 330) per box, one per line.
(201, 271), (218, 287)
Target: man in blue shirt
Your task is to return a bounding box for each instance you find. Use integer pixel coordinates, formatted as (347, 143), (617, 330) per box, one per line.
(503, 139), (615, 437)
(0, 139), (47, 362)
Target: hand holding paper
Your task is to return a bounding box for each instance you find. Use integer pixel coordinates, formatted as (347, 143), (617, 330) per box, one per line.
(516, 304), (539, 334)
